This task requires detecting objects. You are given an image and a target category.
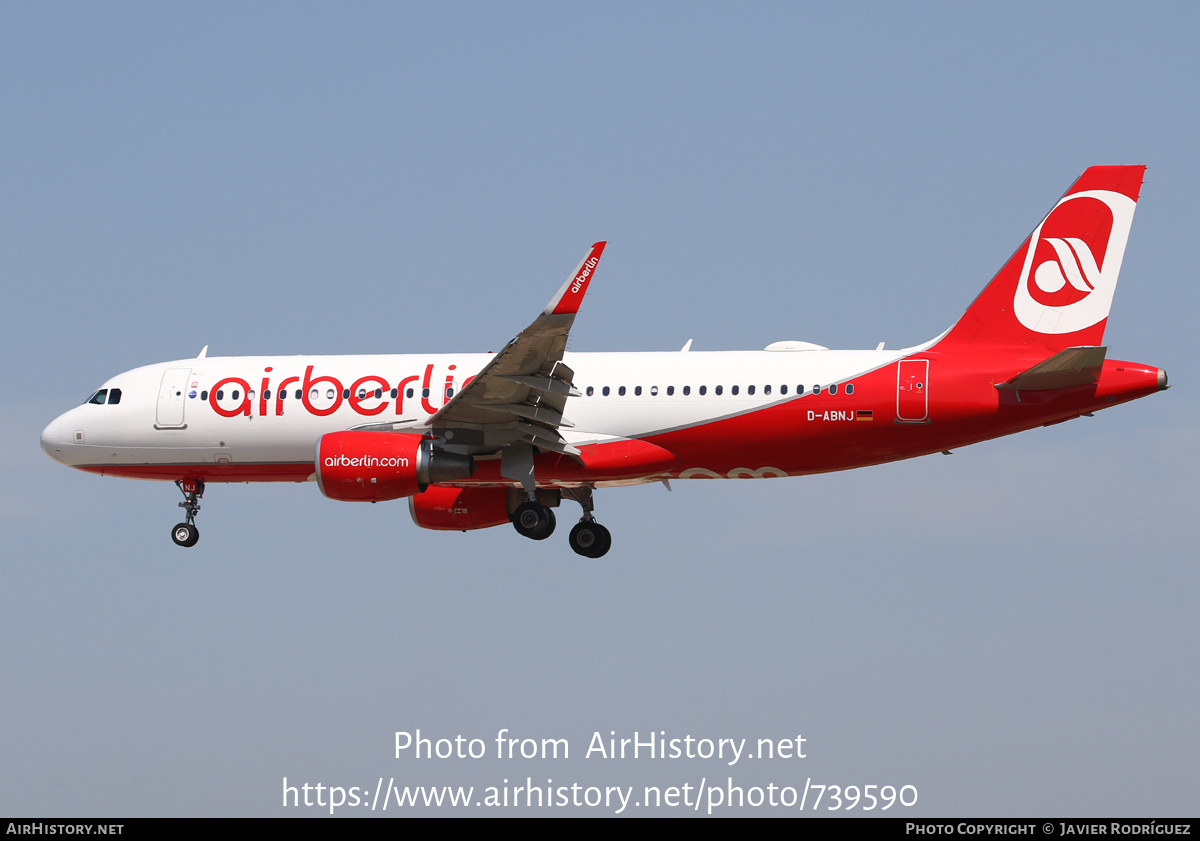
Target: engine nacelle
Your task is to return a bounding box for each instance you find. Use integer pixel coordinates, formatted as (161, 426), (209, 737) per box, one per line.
(408, 485), (512, 531)
(315, 431), (474, 502)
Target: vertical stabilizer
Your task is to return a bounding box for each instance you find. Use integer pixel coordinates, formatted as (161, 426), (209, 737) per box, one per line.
(934, 166), (1145, 353)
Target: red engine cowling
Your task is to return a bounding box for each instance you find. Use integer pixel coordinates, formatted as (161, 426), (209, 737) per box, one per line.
(315, 431), (474, 502)
(408, 485), (511, 531)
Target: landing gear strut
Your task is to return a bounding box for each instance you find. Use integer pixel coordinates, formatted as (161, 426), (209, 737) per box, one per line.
(564, 487), (611, 558)
(171, 479), (204, 547)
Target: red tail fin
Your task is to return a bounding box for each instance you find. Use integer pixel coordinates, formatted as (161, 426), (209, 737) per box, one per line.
(934, 166), (1145, 353)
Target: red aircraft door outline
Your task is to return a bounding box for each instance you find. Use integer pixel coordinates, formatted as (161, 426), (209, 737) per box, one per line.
(896, 359), (929, 423)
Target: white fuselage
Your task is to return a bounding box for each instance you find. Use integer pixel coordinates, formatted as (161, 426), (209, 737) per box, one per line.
(41, 347), (910, 478)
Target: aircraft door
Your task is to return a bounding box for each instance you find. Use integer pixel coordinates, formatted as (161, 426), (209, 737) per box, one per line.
(156, 367), (192, 428)
(896, 359), (929, 423)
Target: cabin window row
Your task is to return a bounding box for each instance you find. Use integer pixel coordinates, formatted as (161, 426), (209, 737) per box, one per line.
(197, 381), (855, 404)
(201, 387), (453, 402)
(582, 383), (854, 397)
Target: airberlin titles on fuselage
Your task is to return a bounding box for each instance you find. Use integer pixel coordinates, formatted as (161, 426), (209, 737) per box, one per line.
(207, 363), (464, 418)
(200, 361), (866, 420)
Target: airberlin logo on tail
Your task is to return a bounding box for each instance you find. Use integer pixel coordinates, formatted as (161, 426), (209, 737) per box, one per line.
(1035, 238), (1102, 297)
(1013, 189), (1136, 335)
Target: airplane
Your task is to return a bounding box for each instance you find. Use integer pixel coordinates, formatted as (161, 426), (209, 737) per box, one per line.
(40, 165), (1167, 558)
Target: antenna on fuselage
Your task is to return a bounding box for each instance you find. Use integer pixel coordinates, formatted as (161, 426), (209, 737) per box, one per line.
(197, 345), (208, 358)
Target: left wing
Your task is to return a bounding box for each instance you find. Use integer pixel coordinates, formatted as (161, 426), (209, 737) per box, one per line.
(425, 242), (606, 483)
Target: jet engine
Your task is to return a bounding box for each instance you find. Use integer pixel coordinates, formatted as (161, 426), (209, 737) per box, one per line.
(408, 485), (512, 531)
(315, 431), (474, 502)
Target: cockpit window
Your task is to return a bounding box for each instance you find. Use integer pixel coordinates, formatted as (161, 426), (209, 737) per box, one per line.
(87, 389), (108, 405)
(107, 388), (122, 405)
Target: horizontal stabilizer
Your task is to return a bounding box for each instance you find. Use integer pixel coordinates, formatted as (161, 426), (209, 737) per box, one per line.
(996, 346), (1107, 391)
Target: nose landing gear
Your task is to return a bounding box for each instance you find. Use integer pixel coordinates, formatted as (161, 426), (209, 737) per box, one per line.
(171, 479), (204, 547)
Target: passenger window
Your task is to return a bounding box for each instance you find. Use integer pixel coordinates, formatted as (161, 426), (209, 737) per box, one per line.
(619, 386), (626, 396)
(715, 385), (723, 395)
(263, 390), (271, 400)
(666, 386), (674, 396)
(325, 389), (335, 399)
(830, 383), (838, 395)
(764, 385), (771, 395)
(587, 386), (594, 396)
(375, 388), (383, 399)
(797, 385), (805, 394)
(107, 388), (122, 404)
(201, 390), (208, 401)
(813, 385), (821, 395)
(846, 383), (855, 395)
(699, 386), (706, 395)
(217, 390), (225, 400)
(357, 389), (366, 399)
(310, 389), (318, 400)
(748, 385), (755, 395)
(406, 388), (414, 398)
(683, 386), (691, 396)
(603, 386), (610, 396)
(780, 385), (787, 395)
(445, 388), (454, 399)
(422, 388), (430, 398)
(390, 389), (398, 398)
(634, 386), (642, 396)
(650, 386), (659, 396)
(731, 385), (739, 396)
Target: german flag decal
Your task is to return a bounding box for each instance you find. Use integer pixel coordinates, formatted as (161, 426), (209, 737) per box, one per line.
(856, 410), (874, 421)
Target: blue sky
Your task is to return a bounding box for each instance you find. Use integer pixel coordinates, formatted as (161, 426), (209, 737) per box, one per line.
(2, 2), (1197, 816)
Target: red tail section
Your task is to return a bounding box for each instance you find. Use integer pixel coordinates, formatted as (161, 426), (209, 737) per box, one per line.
(934, 166), (1145, 353)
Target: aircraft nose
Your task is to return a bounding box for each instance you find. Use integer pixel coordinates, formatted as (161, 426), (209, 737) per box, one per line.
(1158, 368), (1169, 390)
(40, 417), (65, 462)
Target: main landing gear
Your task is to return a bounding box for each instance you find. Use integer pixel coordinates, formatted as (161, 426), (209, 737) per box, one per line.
(566, 486), (611, 558)
(511, 500), (556, 541)
(511, 487), (611, 558)
(171, 479), (204, 547)
(568, 520), (611, 559)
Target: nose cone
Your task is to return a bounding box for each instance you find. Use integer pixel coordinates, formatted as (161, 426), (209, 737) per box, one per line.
(40, 416), (65, 463)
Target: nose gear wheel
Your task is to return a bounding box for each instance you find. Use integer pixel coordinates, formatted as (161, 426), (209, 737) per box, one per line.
(171, 479), (204, 548)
